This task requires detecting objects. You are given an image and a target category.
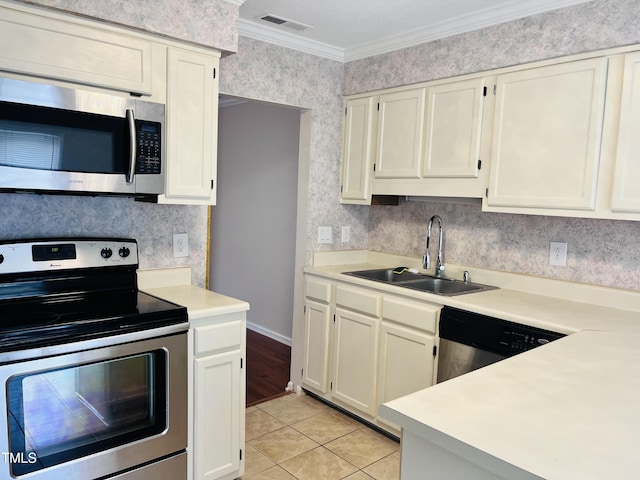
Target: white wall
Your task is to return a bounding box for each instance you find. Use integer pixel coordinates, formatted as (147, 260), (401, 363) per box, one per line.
(210, 99), (301, 342)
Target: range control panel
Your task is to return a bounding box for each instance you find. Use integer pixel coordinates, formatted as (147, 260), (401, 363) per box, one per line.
(0, 238), (139, 274)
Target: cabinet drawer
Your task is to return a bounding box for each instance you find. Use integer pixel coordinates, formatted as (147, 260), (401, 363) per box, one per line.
(306, 277), (333, 303)
(194, 320), (242, 356)
(336, 284), (381, 317)
(382, 296), (440, 333)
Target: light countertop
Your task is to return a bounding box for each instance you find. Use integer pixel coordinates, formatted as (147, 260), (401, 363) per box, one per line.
(305, 262), (640, 334)
(138, 267), (249, 319)
(379, 328), (640, 479)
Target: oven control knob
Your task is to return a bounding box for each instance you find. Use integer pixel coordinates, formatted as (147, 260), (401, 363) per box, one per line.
(119, 247), (130, 258)
(101, 248), (113, 259)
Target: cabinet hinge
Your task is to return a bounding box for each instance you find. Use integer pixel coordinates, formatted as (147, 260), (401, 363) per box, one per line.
(433, 345), (437, 356)
(483, 86), (487, 97)
(240, 449), (243, 461)
(213, 68), (217, 79)
(477, 159), (482, 170)
(493, 85), (497, 95)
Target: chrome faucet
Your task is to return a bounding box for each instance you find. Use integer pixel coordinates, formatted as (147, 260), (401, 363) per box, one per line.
(422, 215), (445, 277)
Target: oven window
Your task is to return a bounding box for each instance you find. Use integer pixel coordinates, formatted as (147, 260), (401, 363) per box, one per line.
(6, 350), (167, 476)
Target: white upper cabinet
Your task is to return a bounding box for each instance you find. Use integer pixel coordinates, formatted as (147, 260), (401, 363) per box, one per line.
(422, 78), (486, 179)
(487, 58), (608, 211)
(610, 52), (640, 213)
(375, 88), (426, 179)
(0, 4), (152, 95)
(159, 48), (219, 205)
(340, 97), (376, 204)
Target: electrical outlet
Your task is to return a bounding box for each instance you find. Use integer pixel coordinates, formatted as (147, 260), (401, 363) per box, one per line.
(341, 226), (351, 243)
(549, 241), (567, 267)
(173, 233), (189, 258)
(317, 226), (332, 244)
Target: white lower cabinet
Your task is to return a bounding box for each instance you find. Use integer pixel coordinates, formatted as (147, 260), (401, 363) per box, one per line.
(332, 306), (379, 416)
(377, 296), (439, 430)
(190, 312), (246, 480)
(302, 299), (332, 393)
(302, 274), (441, 434)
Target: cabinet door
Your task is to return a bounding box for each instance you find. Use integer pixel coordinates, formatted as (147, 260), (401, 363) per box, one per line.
(162, 47), (218, 204)
(340, 97), (375, 204)
(0, 5), (152, 95)
(376, 88), (426, 179)
(611, 52), (640, 212)
(332, 308), (379, 416)
(377, 321), (435, 429)
(487, 58), (608, 210)
(302, 299), (332, 394)
(194, 350), (242, 480)
(423, 78), (485, 178)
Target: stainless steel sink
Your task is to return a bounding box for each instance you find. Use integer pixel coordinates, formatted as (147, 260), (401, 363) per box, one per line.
(343, 268), (497, 296)
(344, 268), (424, 283)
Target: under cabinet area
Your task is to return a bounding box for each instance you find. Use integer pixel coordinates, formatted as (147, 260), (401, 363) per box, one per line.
(302, 274), (441, 434)
(0, 0), (220, 205)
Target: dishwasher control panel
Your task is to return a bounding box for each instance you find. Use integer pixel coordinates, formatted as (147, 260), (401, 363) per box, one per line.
(439, 306), (566, 357)
(498, 328), (560, 354)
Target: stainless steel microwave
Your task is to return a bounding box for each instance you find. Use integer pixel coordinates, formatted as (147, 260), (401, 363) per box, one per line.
(0, 77), (165, 199)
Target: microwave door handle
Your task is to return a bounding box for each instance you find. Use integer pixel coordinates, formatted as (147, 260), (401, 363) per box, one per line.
(125, 108), (136, 184)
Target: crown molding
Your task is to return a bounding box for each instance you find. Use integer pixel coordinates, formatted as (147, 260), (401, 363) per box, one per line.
(238, 19), (345, 62)
(239, 0), (592, 63)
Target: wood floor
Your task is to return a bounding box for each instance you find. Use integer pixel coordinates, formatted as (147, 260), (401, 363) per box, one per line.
(246, 329), (292, 407)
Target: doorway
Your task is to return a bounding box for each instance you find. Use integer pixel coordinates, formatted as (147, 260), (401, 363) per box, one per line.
(210, 96), (303, 401)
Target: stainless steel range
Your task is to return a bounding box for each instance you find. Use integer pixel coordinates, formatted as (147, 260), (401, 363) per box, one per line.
(0, 238), (188, 480)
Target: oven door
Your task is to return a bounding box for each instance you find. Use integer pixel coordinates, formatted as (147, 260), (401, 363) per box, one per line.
(0, 331), (186, 480)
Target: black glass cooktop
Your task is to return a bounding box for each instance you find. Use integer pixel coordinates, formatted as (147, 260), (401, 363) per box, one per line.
(0, 290), (187, 353)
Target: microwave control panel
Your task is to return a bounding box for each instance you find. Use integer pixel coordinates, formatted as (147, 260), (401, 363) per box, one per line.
(135, 121), (162, 174)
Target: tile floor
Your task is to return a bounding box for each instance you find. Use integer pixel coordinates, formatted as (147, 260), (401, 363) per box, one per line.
(243, 393), (400, 480)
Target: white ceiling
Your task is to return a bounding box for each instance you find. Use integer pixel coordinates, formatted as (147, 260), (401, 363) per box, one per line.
(238, 0), (593, 62)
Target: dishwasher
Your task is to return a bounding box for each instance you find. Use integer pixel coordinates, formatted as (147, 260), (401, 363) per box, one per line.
(436, 306), (566, 383)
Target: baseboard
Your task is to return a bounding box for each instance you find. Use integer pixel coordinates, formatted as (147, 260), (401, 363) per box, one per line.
(247, 322), (292, 347)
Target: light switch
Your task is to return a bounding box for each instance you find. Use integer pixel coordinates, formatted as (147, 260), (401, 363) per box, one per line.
(317, 226), (332, 244)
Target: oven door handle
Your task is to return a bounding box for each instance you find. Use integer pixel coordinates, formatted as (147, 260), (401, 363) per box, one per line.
(126, 108), (136, 184)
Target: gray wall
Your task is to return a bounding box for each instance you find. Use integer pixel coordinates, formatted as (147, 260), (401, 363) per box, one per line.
(211, 100), (300, 341)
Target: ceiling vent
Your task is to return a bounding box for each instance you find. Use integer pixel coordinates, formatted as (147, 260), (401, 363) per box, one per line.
(259, 14), (312, 32)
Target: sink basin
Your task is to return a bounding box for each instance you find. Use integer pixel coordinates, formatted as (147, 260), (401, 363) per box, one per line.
(399, 277), (495, 296)
(344, 268), (425, 283)
(343, 268), (497, 296)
